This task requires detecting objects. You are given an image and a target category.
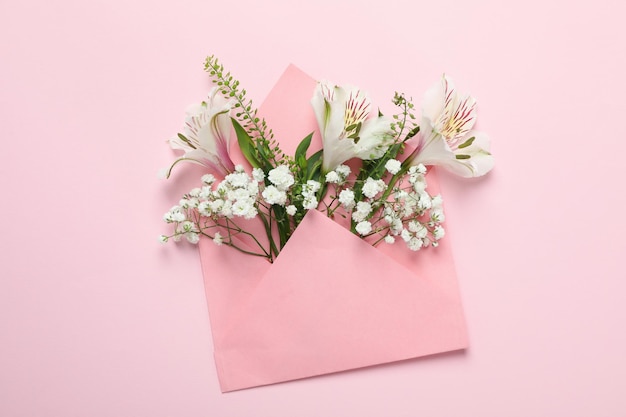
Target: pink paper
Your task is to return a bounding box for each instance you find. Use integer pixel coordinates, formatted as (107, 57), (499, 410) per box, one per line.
(198, 65), (469, 392)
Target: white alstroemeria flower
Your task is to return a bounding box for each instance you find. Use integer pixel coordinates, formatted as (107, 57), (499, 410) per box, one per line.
(410, 75), (494, 178)
(163, 88), (236, 178)
(311, 82), (394, 172)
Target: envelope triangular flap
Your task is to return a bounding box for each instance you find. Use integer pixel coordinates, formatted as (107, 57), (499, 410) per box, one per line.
(214, 210), (468, 392)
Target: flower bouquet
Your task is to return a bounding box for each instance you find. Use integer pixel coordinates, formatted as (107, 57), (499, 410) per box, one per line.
(160, 56), (493, 391)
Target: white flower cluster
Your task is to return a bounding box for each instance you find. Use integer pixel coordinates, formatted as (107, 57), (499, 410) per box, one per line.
(161, 166), (262, 244)
(160, 164), (322, 249)
(323, 161), (446, 252)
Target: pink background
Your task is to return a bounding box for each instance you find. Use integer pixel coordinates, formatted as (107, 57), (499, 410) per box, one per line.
(1, 0), (624, 415)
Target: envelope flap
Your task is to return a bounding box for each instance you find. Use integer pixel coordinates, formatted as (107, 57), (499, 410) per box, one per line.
(215, 210), (468, 392)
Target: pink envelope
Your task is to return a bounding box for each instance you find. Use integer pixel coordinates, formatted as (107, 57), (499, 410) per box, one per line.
(198, 65), (469, 392)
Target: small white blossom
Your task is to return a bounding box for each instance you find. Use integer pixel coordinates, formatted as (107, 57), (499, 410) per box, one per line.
(220, 200), (233, 218)
(431, 208), (445, 222)
(355, 221), (372, 235)
(213, 232), (223, 246)
(433, 225), (445, 240)
(362, 178), (385, 198)
(432, 194), (443, 208)
(232, 198), (257, 219)
(225, 172), (249, 188)
(325, 171), (340, 184)
(267, 165), (295, 191)
(407, 237), (423, 251)
(209, 199), (224, 213)
(201, 174), (216, 185)
(385, 159), (401, 175)
(179, 198), (191, 209)
(401, 229), (411, 242)
(391, 218), (403, 234)
(247, 181), (259, 196)
(186, 232), (200, 244)
(302, 196), (318, 210)
(164, 207), (186, 223)
(198, 201), (211, 216)
(306, 180), (321, 193)
(417, 193), (432, 210)
(286, 205), (297, 216)
(384, 235), (395, 244)
(409, 163), (426, 175)
(234, 164), (245, 172)
(158, 235), (168, 244)
(338, 189), (355, 208)
(181, 221), (197, 233)
(352, 201), (372, 222)
(262, 185), (287, 206)
(229, 188), (252, 202)
(199, 186), (212, 199)
(335, 164), (351, 178)
(252, 168), (265, 182)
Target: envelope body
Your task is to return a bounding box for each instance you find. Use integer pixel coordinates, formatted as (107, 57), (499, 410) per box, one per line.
(198, 65), (469, 392)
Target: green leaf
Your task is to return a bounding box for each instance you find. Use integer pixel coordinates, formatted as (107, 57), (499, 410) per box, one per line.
(306, 149), (323, 180)
(232, 118), (261, 168)
(405, 125), (420, 141)
(295, 132), (314, 169)
(458, 136), (475, 149)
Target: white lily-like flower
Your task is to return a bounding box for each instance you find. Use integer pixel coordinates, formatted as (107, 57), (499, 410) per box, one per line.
(311, 82), (394, 173)
(409, 75), (494, 178)
(162, 87), (236, 178)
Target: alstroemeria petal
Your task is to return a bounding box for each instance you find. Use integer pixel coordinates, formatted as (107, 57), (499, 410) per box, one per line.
(312, 81), (394, 172)
(166, 87), (236, 177)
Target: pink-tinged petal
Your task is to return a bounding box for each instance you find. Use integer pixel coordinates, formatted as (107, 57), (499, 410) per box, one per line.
(165, 87), (236, 177)
(412, 131), (494, 178)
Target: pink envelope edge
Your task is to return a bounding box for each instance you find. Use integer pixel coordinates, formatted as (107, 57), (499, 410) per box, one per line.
(198, 65), (469, 392)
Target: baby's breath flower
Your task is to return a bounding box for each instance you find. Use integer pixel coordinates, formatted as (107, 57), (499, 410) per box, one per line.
(198, 201), (211, 216)
(325, 171), (340, 184)
(225, 172), (249, 188)
(355, 221), (372, 235)
(335, 164), (351, 178)
(158, 235), (169, 244)
(362, 178), (385, 198)
(339, 189), (355, 209)
(385, 159), (401, 175)
(252, 168), (265, 182)
(306, 180), (321, 193)
(431, 208), (445, 222)
(303, 196), (318, 210)
(352, 201), (372, 222)
(186, 232), (200, 244)
(220, 200), (233, 218)
(201, 174), (216, 185)
(432, 194), (443, 208)
(417, 193), (432, 210)
(232, 198), (256, 218)
(262, 185), (287, 206)
(286, 205), (297, 216)
(407, 237), (423, 251)
(433, 225), (445, 240)
(267, 165), (295, 191)
(181, 221), (196, 233)
(213, 232), (223, 246)
(384, 235), (395, 244)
